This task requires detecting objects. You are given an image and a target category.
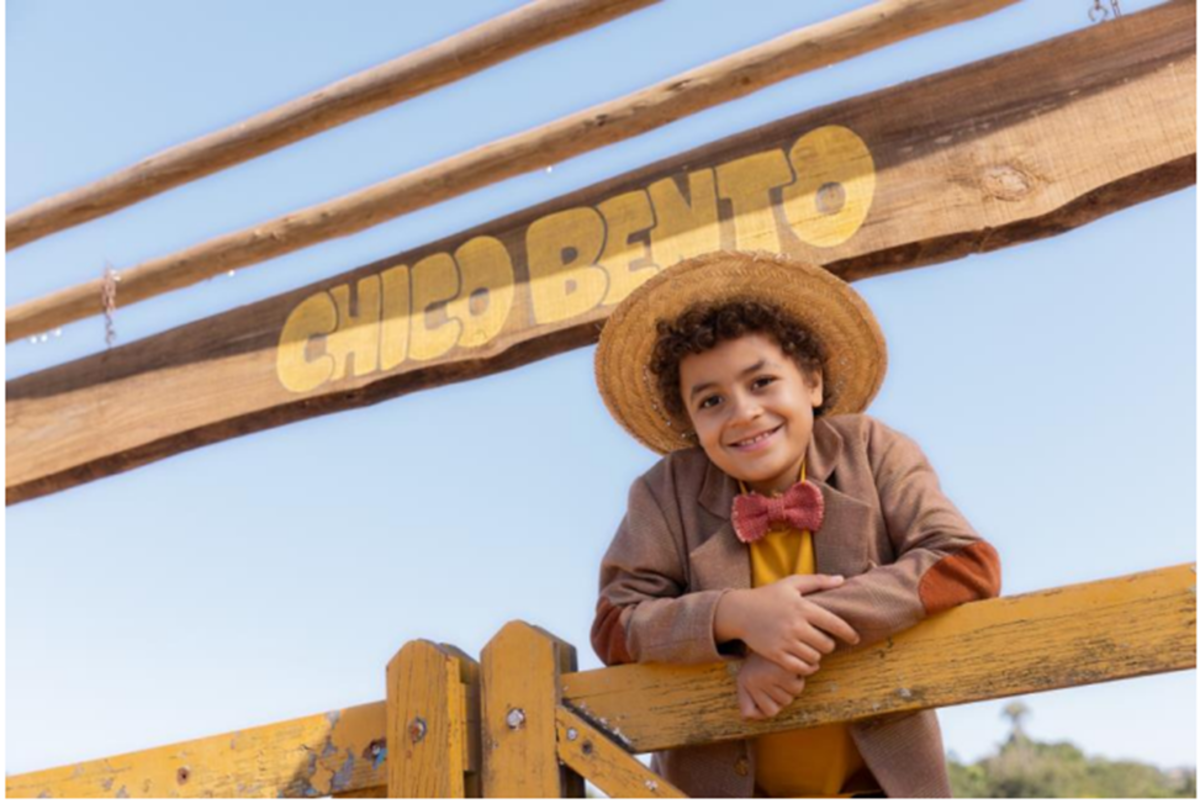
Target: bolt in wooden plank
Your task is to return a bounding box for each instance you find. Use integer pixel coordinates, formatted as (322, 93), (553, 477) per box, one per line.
(555, 705), (686, 798)
(386, 640), (480, 798)
(480, 620), (585, 797)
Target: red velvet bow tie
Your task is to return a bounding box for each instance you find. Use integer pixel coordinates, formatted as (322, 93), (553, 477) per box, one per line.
(731, 479), (825, 543)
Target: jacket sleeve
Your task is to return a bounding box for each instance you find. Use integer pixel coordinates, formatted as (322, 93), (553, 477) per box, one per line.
(591, 475), (739, 666)
(803, 418), (1001, 648)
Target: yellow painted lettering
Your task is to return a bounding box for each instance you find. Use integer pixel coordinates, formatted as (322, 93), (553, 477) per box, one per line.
(379, 263), (411, 371)
(277, 292), (337, 393)
(525, 208), (607, 324)
(782, 125), (875, 247)
(647, 170), (720, 268)
(715, 149), (794, 253)
(450, 236), (515, 348)
(599, 190), (656, 306)
(409, 252), (462, 361)
(326, 276), (382, 380)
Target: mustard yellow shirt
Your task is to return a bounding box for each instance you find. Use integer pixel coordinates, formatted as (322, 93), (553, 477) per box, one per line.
(740, 466), (876, 798)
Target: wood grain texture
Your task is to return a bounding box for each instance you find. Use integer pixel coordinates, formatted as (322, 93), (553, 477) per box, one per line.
(480, 621), (585, 797)
(4, 0), (660, 251)
(7, 0), (1195, 505)
(386, 641), (480, 797)
(5, 0), (1019, 340)
(561, 564), (1197, 753)
(556, 705), (687, 798)
(5, 702), (388, 798)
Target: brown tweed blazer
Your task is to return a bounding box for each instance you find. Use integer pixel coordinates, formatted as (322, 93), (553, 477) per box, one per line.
(591, 413), (1001, 798)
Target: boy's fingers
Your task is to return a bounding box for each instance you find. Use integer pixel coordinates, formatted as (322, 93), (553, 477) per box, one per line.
(804, 604), (861, 646)
(780, 651), (818, 676)
(738, 688), (759, 720)
(752, 690), (781, 719)
(766, 684), (794, 707)
(797, 625), (836, 655)
(789, 574), (845, 595)
(786, 642), (822, 666)
(783, 676), (807, 698)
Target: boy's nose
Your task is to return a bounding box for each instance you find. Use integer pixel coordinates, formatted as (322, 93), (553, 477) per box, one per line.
(729, 392), (764, 423)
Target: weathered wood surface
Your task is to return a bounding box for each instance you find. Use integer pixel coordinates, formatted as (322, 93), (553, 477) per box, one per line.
(480, 621), (585, 797)
(561, 563), (1197, 753)
(555, 705), (687, 798)
(4, 0), (660, 252)
(386, 641), (480, 797)
(5, 0), (1020, 341)
(7, 0), (1195, 505)
(5, 702), (388, 798)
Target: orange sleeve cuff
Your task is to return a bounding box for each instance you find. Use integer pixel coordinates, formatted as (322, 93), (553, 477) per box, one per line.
(918, 541), (1001, 615)
(591, 596), (634, 665)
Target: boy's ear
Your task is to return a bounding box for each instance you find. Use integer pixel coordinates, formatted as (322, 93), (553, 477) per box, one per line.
(809, 368), (824, 407)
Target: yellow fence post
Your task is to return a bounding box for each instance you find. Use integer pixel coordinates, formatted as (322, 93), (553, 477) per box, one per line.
(386, 640), (481, 798)
(480, 621), (586, 797)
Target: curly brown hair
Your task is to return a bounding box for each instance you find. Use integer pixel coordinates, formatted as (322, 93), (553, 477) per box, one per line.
(649, 299), (830, 439)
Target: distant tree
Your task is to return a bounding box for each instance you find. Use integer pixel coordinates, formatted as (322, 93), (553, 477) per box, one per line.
(1002, 700), (1030, 742)
(947, 703), (1195, 798)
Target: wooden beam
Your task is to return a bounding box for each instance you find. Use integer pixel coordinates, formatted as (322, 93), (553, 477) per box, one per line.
(560, 563), (1197, 753)
(555, 705), (687, 798)
(5, 701), (388, 798)
(386, 641), (481, 797)
(4, 0), (660, 252)
(5, 0), (1020, 341)
(480, 621), (585, 797)
(7, 0), (1195, 505)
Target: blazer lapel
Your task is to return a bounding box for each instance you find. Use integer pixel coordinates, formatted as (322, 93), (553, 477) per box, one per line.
(810, 481), (872, 578)
(807, 419), (872, 577)
(692, 459), (751, 591)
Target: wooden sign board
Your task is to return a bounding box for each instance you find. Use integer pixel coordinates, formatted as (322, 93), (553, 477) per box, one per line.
(7, 0), (1195, 504)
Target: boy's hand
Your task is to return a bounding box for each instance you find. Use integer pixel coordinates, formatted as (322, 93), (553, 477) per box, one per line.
(715, 574), (860, 674)
(737, 651), (808, 720)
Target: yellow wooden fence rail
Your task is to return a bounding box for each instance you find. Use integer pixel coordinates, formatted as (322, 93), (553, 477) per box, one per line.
(7, 563), (1194, 798)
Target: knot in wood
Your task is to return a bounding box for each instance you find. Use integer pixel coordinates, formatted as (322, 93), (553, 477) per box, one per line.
(981, 165), (1035, 201)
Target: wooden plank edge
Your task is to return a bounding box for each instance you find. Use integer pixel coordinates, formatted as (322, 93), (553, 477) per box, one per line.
(555, 705), (687, 798)
(561, 563), (1197, 752)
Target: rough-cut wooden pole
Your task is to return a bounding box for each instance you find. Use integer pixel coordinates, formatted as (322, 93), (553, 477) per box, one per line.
(480, 621), (585, 797)
(4, 0), (659, 252)
(6, 0), (1193, 506)
(560, 564), (1197, 753)
(4, 0), (1020, 342)
(386, 641), (481, 797)
(556, 705), (687, 798)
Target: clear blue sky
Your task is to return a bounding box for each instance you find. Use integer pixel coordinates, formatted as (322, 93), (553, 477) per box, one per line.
(6, 0), (1195, 780)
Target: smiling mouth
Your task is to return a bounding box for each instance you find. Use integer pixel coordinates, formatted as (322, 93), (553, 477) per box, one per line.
(729, 424), (782, 449)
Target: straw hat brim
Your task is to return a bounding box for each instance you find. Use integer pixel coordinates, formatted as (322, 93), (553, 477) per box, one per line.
(594, 251), (887, 455)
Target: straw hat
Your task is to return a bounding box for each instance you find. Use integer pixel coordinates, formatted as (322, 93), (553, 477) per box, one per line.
(594, 251), (887, 455)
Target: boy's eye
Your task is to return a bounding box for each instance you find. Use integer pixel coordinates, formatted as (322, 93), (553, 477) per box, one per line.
(753, 376), (776, 389)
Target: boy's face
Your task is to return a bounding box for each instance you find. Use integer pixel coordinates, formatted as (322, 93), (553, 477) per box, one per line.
(679, 332), (823, 496)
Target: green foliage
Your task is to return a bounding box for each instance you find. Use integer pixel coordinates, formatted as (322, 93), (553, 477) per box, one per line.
(948, 717), (1195, 798)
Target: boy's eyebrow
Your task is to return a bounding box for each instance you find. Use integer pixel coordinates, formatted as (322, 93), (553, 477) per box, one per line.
(688, 359), (779, 402)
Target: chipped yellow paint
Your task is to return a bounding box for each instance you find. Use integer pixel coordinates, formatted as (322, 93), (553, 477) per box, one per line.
(555, 705), (686, 798)
(562, 564), (1197, 753)
(5, 702), (387, 799)
(386, 641), (480, 797)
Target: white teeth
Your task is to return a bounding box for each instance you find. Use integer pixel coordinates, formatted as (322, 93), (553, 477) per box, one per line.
(734, 427), (776, 447)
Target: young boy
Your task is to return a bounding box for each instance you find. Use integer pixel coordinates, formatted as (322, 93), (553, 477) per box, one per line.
(591, 251), (1001, 798)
